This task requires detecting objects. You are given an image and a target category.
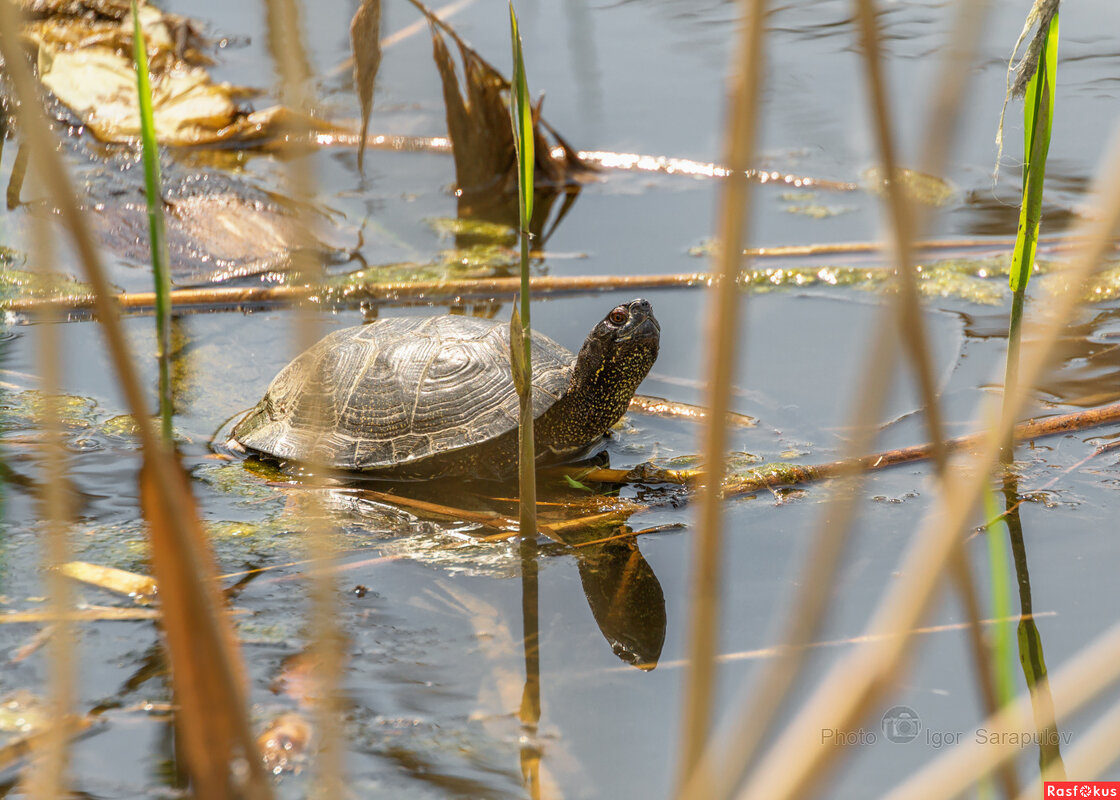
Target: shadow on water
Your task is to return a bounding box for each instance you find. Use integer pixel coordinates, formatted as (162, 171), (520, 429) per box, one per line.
(569, 533), (667, 670)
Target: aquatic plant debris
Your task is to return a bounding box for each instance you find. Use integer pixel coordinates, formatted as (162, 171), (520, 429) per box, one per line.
(0, 261), (99, 304)
(863, 166), (956, 207)
(350, 0), (383, 171)
(422, 0), (588, 216)
(23, 256), (1120, 318)
(24, 2), (339, 147)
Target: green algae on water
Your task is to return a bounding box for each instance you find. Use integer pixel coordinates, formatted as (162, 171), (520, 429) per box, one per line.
(0, 262), (100, 305)
(783, 203), (855, 219)
(863, 166), (956, 207)
(426, 216), (517, 242)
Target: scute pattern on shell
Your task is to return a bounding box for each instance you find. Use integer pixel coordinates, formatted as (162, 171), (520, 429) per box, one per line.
(233, 316), (574, 470)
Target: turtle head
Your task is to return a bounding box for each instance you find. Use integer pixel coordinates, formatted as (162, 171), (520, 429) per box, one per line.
(571, 298), (660, 401)
(533, 299), (660, 458)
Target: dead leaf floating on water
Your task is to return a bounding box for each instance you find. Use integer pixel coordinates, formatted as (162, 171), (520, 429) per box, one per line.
(59, 560), (157, 603)
(258, 713), (313, 775)
(24, 3), (339, 147)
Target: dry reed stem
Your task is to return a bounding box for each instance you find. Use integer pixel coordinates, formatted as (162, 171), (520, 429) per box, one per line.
(3, 273), (711, 315)
(737, 131), (1120, 800)
(0, 717), (94, 775)
(853, 1), (1011, 794)
(675, 0), (767, 792)
(8, 231), (1108, 319)
(260, 0), (345, 793)
(26, 206), (74, 800)
(884, 620), (1120, 800)
(683, 4), (993, 797)
(0, 3), (269, 796)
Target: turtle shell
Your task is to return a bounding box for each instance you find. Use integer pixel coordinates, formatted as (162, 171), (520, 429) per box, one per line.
(231, 315), (575, 470)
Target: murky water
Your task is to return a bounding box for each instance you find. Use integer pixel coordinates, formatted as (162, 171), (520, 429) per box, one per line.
(4, 0), (1120, 797)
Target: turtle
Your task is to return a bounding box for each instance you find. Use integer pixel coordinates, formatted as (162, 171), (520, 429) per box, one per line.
(230, 298), (660, 478)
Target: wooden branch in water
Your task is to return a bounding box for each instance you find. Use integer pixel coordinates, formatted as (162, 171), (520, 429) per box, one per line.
(5, 272), (713, 316)
(7, 232), (1106, 320)
(562, 399), (1120, 496)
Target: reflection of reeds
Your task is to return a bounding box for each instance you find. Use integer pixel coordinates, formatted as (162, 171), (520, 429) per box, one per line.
(260, 0), (345, 794)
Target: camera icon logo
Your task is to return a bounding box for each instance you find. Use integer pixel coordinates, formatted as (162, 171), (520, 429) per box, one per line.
(881, 705), (922, 743)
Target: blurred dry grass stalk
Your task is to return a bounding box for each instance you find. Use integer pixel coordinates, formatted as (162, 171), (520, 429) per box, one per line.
(261, 0), (346, 795)
(736, 50), (1120, 800)
(11, 0), (1120, 796)
(681, 3), (997, 797)
(24, 205), (75, 799)
(674, 0), (767, 792)
(0, 0), (269, 796)
(680, 0), (1120, 798)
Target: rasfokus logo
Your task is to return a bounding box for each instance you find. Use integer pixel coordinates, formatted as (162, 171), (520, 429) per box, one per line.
(1044, 782), (1120, 797)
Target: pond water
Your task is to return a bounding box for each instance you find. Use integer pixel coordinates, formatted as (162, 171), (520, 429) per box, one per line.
(3, 0), (1120, 797)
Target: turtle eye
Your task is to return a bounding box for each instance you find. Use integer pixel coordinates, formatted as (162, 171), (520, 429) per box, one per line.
(608, 307), (628, 325)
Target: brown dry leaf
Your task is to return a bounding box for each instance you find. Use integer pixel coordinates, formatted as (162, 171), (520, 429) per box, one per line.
(21, 1), (210, 69)
(38, 42), (229, 142)
(258, 713), (313, 775)
(269, 650), (320, 709)
(421, 7), (589, 240)
(26, 5), (338, 148)
(59, 561), (157, 603)
(424, 9), (589, 194)
(19, 0), (131, 21)
(349, 0), (382, 171)
(139, 454), (267, 798)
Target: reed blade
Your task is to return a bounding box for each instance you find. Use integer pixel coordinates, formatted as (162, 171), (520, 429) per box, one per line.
(130, 0), (173, 445)
(508, 3), (537, 540)
(1002, 11), (1058, 461)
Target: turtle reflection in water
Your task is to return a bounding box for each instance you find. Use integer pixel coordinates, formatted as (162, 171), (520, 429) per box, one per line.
(231, 299), (660, 478)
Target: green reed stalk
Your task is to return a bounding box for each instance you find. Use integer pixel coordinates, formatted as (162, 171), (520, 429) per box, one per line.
(981, 482), (1016, 708)
(1001, 12), (1058, 462)
(508, 3), (536, 538)
(131, 1), (173, 445)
